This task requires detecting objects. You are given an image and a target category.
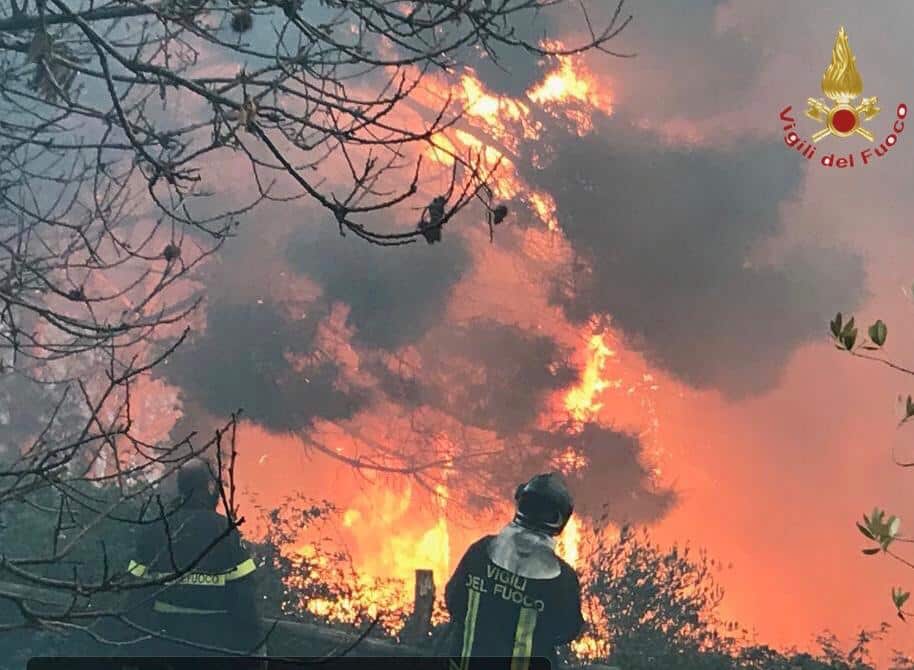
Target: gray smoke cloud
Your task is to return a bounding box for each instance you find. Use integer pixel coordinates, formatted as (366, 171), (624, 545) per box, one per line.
(558, 425), (674, 525)
(164, 299), (364, 432)
(376, 319), (578, 436)
(159, 203), (470, 433)
(589, 0), (762, 122)
(284, 218), (471, 349)
(520, 114), (866, 397)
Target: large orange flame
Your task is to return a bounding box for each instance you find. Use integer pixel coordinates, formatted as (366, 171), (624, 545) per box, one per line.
(564, 332), (616, 425)
(420, 41), (612, 232)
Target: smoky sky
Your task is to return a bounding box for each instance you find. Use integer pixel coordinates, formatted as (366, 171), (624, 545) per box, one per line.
(601, 0), (763, 121)
(285, 218), (470, 349)
(522, 114), (866, 398)
(377, 319), (578, 436)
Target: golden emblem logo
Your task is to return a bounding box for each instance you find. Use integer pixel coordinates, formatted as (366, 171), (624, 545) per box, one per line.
(779, 26), (907, 168)
(805, 26), (879, 142)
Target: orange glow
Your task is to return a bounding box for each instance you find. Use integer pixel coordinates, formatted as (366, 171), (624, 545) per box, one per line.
(551, 446), (589, 476)
(556, 515), (581, 568)
(527, 45), (614, 136)
(529, 191), (560, 232)
(228, 35), (635, 652)
(564, 331), (616, 424)
(414, 40), (612, 232)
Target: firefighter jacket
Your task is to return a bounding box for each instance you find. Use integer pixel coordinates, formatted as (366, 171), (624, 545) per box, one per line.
(123, 506), (263, 657)
(445, 535), (584, 670)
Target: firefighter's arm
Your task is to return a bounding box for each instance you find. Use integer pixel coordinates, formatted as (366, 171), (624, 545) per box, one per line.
(554, 569), (585, 645)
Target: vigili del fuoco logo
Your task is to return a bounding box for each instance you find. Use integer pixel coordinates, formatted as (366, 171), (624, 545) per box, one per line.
(779, 26), (907, 168)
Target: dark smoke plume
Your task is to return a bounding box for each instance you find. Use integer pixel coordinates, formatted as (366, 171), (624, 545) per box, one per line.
(285, 220), (470, 349)
(521, 114), (866, 397)
(164, 300), (364, 432)
(377, 319), (578, 436)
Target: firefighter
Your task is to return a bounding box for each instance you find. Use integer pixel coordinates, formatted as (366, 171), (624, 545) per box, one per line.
(445, 473), (584, 670)
(122, 458), (264, 658)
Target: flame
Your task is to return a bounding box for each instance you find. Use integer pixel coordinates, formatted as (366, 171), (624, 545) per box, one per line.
(527, 45), (613, 136)
(276, 480), (452, 631)
(419, 40), (612, 231)
(528, 191), (560, 232)
(821, 26), (863, 103)
(564, 331), (616, 424)
(556, 515), (581, 568)
(236, 36), (632, 651)
(551, 446), (589, 476)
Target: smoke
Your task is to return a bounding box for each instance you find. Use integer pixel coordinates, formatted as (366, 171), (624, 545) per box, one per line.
(285, 219), (471, 349)
(532, 425), (674, 525)
(159, 206), (472, 434)
(164, 299), (365, 432)
(377, 319), (578, 436)
(522, 114), (867, 397)
(584, 0), (764, 122)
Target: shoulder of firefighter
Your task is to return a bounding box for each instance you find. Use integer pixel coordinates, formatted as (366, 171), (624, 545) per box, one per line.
(445, 535), (585, 667)
(126, 509), (259, 619)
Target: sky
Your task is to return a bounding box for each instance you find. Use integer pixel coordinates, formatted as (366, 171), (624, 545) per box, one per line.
(115, 0), (914, 663)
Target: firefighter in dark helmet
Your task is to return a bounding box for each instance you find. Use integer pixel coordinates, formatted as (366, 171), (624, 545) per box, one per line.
(445, 472), (584, 670)
(122, 458), (264, 657)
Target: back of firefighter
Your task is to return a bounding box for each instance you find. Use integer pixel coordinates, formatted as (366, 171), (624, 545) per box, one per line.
(445, 473), (585, 670)
(122, 459), (264, 657)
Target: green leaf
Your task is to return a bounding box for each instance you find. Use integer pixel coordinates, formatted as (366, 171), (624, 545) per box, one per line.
(869, 320), (888, 346)
(907, 396), (914, 419)
(842, 316), (856, 338)
(831, 313), (844, 338)
(857, 522), (876, 540)
(890, 516), (902, 537)
(842, 328), (858, 350)
(862, 547), (881, 555)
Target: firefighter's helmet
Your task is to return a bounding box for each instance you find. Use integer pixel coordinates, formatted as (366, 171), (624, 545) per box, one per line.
(513, 472), (574, 536)
(177, 459), (219, 509)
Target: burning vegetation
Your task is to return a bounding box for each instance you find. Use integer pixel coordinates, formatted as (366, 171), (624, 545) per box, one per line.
(207, 35), (672, 657)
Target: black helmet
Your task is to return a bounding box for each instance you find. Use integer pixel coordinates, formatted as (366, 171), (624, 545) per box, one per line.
(177, 458), (219, 509)
(513, 472), (574, 536)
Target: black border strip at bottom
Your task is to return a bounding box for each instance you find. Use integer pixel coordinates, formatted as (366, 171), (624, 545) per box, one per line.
(28, 657), (552, 670)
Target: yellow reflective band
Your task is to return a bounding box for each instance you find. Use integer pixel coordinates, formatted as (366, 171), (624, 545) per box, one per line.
(510, 607), (538, 670)
(223, 558), (256, 581)
(127, 561), (148, 577)
(459, 589), (481, 670)
(127, 559), (254, 586)
(153, 600), (228, 615)
(174, 572), (225, 587)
